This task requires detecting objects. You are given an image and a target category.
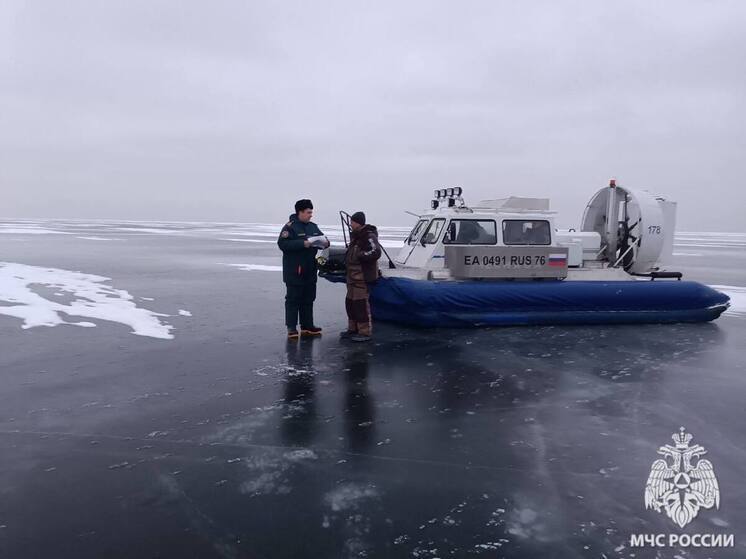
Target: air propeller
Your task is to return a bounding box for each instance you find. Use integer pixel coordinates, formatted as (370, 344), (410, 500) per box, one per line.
(581, 180), (675, 274)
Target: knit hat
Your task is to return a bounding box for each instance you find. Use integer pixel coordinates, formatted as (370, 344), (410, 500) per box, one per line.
(350, 211), (366, 225)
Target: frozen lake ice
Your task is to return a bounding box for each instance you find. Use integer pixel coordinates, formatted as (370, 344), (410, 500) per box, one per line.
(0, 219), (745, 558)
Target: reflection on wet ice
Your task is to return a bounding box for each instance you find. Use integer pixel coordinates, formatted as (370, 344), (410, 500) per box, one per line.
(342, 350), (376, 453)
(281, 339), (318, 447)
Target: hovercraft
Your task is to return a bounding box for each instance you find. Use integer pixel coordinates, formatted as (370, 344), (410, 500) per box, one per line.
(318, 181), (730, 327)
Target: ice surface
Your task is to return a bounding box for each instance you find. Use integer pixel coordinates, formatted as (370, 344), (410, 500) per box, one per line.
(674, 232), (746, 249)
(2, 219), (743, 248)
(75, 236), (122, 241)
(219, 238), (277, 243)
(2, 220), (745, 559)
(114, 226), (185, 234)
(224, 263), (282, 272)
(0, 226), (69, 235)
(0, 262), (174, 339)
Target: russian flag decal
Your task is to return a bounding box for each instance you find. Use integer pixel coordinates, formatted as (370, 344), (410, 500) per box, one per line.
(548, 253), (567, 267)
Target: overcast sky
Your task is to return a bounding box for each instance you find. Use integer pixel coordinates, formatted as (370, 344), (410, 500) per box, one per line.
(1, 0), (744, 229)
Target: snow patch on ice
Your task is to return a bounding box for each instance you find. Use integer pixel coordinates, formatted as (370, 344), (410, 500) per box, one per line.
(114, 226), (182, 235)
(76, 236), (122, 241)
(675, 243), (746, 249)
(238, 447), (317, 497)
(0, 226), (70, 235)
(0, 262), (174, 339)
(324, 482), (379, 512)
(223, 263), (282, 272)
(710, 285), (746, 317)
(284, 449), (318, 461)
(206, 405), (280, 445)
(321, 482), (379, 556)
(178, 309), (192, 316)
(220, 238), (277, 243)
(507, 508), (539, 539)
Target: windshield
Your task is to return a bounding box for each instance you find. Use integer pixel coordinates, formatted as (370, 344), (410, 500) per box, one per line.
(406, 219), (429, 245)
(421, 218), (446, 244)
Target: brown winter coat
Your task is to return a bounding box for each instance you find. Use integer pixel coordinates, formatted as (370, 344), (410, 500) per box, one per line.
(345, 224), (382, 284)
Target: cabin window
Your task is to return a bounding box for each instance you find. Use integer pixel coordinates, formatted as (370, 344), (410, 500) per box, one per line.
(421, 218), (446, 244)
(502, 220), (551, 245)
(443, 219), (497, 245)
(406, 219), (428, 245)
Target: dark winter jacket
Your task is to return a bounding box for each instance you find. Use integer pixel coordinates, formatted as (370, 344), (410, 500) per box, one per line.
(277, 214), (325, 285)
(345, 224), (382, 284)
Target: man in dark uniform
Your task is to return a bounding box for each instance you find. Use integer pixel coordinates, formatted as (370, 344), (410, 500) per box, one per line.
(278, 199), (329, 339)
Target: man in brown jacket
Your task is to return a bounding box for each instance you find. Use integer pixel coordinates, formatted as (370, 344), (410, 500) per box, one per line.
(341, 212), (381, 342)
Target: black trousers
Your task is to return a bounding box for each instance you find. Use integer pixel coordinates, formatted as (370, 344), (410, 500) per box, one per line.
(285, 282), (317, 329)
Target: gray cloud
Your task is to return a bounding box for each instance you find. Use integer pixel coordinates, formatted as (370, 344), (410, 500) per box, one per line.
(1, 0), (745, 229)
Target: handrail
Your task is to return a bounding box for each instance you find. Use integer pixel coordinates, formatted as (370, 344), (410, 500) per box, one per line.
(613, 237), (640, 268)
(339, 210), (396, 269)
(339, 210), (351, 248)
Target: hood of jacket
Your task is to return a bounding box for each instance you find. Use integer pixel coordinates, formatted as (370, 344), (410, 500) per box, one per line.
(351, 224), (377, 239)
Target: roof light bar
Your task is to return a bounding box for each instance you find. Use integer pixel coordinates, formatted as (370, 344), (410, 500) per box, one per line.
(433, 187), (464, 199)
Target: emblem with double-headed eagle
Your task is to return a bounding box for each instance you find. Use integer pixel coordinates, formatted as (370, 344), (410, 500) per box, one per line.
(644, 427), (720, 528)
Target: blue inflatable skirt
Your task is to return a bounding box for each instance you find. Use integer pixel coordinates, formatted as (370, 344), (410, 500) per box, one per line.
(368, 277), (730, 327)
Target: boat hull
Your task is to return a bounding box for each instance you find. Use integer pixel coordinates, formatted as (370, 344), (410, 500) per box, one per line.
(369, 277), (730, 327)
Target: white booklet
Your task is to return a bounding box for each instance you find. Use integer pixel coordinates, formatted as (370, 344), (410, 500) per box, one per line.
(307, 235), (328, 248)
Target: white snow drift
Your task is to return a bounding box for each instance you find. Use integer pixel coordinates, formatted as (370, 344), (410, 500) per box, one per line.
(0, 262), (175, 339)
